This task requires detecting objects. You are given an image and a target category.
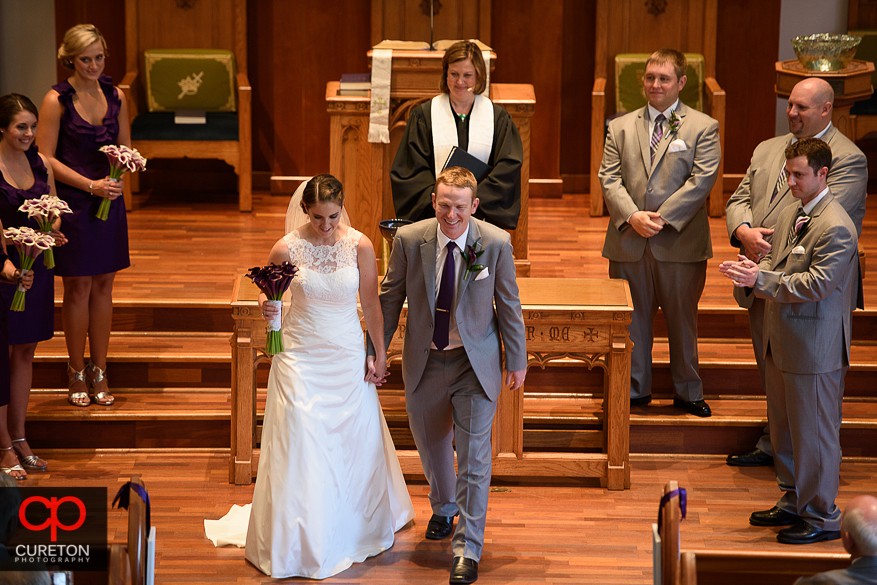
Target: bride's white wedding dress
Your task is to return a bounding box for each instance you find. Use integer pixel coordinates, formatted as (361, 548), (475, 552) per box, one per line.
(209, 227), (414, 579)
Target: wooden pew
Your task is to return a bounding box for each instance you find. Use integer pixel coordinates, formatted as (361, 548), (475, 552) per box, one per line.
(107, 476), (150, 585)
(657, 481), (850, 585)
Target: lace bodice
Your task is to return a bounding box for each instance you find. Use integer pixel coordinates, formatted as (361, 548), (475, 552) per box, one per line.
(280, 227), (363, 350)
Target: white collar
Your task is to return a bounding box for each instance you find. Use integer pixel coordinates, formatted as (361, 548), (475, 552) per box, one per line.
(791, 122), (832, 144)
(648, 99), (679, 122)
(802, 186), (830, 214)
(437, 222), (470, 251)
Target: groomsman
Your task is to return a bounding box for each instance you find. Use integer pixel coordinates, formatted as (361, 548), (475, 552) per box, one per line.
(725, 77), (867, 467)
(720, 138), (858, 544)
(599, 48), (720, 417)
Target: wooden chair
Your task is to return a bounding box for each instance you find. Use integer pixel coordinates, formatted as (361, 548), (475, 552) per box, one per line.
(655, 480), (850, 585)
(119, 0), (252, 212)
(590, 0), (726, 218)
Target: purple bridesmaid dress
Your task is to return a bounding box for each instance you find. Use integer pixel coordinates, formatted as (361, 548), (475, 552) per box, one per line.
(50, 75), (130, 276)
(0, 145), (55, 345)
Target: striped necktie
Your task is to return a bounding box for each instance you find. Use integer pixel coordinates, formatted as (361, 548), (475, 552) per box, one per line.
(770, 164), (787, 204)
(787, 207), (806, 248)
(650, 114), (665, 163)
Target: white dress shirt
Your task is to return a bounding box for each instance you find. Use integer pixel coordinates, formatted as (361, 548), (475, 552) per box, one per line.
(432, 223), (470, 350)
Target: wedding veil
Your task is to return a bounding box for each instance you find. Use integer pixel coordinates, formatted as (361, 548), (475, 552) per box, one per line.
(285, 177), (352, 235)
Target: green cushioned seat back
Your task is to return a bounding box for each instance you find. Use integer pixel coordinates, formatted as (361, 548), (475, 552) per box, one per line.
(848, 30), (877, 85)
(144, 49), (236, 112)
(615, 53), (704, 113)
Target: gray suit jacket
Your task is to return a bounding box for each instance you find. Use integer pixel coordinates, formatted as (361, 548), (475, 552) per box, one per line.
(794, 556), (877, 585)
(755, 192), (858, 374)
(599, 102), (720, 263)
(376, 218), (527, 400)
(726, 126), (867, 309)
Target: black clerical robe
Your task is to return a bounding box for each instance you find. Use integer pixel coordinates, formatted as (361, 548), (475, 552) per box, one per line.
(390, 99), (523, 230)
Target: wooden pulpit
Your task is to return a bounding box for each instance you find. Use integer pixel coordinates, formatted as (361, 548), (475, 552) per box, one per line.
(325, 47), (534, 276)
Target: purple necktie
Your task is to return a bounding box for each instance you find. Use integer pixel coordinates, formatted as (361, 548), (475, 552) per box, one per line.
(433, 241), (456, 350)
(650, 113), (665, 163)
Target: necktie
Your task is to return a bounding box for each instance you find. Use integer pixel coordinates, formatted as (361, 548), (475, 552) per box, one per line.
(650, 114), (665, 163)
(787, 207), (806, 248)
(433, 241), (456, 350)
(770, 164), (787, 204)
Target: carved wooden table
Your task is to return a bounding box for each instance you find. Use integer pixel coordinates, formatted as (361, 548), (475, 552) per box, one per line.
(230, 276), (633, 489)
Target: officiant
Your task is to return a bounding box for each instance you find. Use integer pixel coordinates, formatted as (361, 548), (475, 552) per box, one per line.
(390, 40), (523, 230)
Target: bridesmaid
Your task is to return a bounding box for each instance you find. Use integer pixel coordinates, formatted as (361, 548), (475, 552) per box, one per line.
(37, 24), (130, 407)
(0, 94), (66, 477)
(0, 218), (35, 479)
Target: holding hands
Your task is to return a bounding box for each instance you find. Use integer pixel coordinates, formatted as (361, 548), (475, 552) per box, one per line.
(629, 211), (666, 238)
(365, 355), (387, 386)
(734, 224), (774, 262)
(719, 254), (760, 288)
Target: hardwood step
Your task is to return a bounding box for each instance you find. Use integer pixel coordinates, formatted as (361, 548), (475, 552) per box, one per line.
(53, 300), (233, 333)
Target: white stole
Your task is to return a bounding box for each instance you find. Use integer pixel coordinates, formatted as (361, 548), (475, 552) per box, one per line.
(430, 93), (494, 178)
(367, 49), (393, 143)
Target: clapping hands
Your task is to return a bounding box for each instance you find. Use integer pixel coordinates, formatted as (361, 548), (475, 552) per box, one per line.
(718, 254), (760, 288)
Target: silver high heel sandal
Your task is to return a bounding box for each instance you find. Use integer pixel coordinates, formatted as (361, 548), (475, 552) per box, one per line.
(1, 446), (26, 480)
(67, 363), (90, 407)
(87, 361), (115, 406)
(12, 438), (47, 471)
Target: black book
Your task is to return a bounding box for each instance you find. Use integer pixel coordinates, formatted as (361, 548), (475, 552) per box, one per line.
(441, 146), (489, 182)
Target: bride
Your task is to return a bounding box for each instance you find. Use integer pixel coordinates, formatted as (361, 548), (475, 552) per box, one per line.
(211, 174), (414, 579)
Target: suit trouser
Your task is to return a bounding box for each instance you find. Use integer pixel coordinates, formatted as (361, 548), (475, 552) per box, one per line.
(765, 351), (843, 531)
(406, 347), (496, 561)
(746, 297), (775, 457)
(609, 246), (707, 401)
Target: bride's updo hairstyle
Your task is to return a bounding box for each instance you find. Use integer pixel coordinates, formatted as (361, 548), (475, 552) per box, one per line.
(300, 173), (345, 213)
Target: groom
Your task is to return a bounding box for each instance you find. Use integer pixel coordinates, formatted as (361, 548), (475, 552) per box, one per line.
(369, 166), (527, 584)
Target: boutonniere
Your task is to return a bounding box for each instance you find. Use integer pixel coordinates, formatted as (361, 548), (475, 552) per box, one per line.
(668, 110), (682, 134)
(463, 238), (486, 281)
(794, 215), (811, 238)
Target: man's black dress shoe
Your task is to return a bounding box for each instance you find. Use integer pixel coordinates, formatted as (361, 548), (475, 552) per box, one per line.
(449, 556), (478, 584)
(672, 398), (712, 417)
(777, 520), (841, 544)
(749, 506), (801, 527)
(425, 514), (456, 540)
(630, 395), (652, 407)
(727, 447), (774, 467)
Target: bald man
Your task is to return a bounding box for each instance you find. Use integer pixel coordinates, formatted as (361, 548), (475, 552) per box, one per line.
(795, 495), (877, 584)
(725, 77), (868, 468)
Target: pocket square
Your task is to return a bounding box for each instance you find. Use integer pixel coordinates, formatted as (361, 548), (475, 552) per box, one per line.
(791, 245), (806, 255)
(668, 139), (688, 153)
(474, 267), (490, 281)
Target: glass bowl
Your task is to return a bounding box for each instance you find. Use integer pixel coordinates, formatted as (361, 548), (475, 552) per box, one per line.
(792, 34), (862, 71)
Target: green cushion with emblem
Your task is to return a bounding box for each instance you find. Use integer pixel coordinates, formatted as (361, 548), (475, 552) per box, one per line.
(615, 53), (704, 113)
(144, 49), (236, 112)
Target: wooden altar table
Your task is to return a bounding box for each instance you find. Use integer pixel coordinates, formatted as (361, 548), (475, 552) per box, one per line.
(229, 276), (633, 489)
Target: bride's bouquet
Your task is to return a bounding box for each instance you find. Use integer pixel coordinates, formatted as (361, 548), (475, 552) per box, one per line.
(96, 145), (147, 221)
(3, 227), (54, 311)
(18, 194), (72, 269)
(246, 262), (299, 355)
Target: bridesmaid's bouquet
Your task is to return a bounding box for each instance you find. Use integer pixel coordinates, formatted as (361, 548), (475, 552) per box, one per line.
(96, 145), (147, 221)
(3, 227), (54, 311)
(246, 262), (299, 355)
(18, 194), (72, 269)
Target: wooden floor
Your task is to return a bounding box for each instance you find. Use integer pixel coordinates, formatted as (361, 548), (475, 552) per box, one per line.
(32, 189), (876, 583)
(28, 450), (871, 584)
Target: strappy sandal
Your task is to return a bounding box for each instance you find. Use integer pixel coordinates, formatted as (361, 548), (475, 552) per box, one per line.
(1, 446), (26, 480)
(67, 363), (90, 407)
(86, 361), (115, 406)
(12, 438), (47, 471)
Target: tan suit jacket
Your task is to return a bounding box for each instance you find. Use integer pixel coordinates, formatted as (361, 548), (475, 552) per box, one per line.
(600, 102), (720, 263)
(376, 217), (527, 400)
(755, 192), (857, 374)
